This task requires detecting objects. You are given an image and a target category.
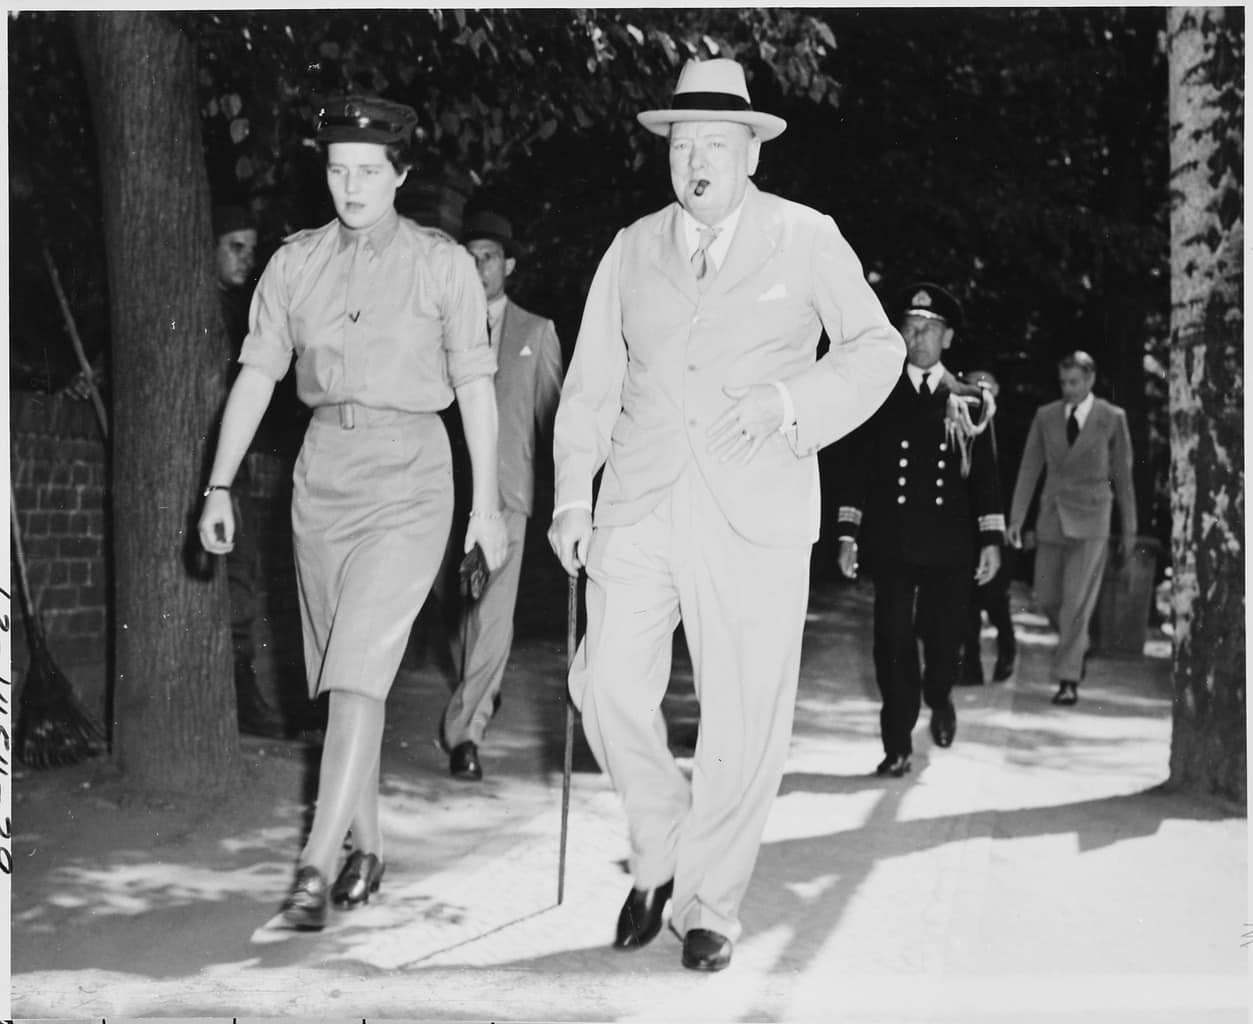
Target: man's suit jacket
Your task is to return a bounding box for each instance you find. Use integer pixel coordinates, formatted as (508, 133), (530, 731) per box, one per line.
(835, 369), (1004, 569)
(494, 299), (563, 516)
(553, 182), (903, 548)
(1010, 397), (1136, 543)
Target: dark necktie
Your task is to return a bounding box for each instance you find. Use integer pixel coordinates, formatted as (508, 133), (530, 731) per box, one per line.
(1066, 408), (1079, 445)
(919, 372), (932, 398)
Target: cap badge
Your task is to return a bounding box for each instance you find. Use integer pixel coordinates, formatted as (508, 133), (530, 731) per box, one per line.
(911, 290), (932, 308)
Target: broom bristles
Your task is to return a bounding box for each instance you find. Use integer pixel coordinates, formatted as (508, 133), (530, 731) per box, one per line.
(16, 631), (106, 770)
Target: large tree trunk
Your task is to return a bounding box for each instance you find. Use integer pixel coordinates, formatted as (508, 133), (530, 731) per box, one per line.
(1165, 8), (1245, 806)
(74, 12), (240, 795)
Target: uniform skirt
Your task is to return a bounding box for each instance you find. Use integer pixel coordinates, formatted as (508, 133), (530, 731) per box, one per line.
(291, 407), (454, 700)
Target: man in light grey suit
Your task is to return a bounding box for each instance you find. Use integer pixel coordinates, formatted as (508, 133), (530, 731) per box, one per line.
(1007, 351), (1137, 706)
(441, 210), (563, 781)
(548, 58), (903, 971)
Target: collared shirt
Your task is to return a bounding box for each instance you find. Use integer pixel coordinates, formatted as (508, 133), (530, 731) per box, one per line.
(680, 200), (745, 275)
(239, 208), (494, 412)
(1065, 391), (1095, 429)
(906, 361), (946, 394)
(486, 294), (509, 354)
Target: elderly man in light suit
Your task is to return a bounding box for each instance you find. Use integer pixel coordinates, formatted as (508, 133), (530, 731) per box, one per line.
(1007, 351), (1137, 706)
(548, 58), (903, 972)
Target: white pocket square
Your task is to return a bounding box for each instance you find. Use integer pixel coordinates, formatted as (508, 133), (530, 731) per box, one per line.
(519, 345), (533, 357)
(757, 283), (787, 302)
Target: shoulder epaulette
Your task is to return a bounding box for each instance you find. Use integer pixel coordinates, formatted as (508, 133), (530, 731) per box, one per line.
(281, 220), (336, 246)
(399, 216), (458, 246)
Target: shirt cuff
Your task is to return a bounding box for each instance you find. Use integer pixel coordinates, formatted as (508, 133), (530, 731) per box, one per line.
(772, 380), (797, 436)
(553, 500), (593, 520)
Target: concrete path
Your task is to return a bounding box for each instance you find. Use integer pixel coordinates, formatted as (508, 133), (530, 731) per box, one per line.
(9, 574), (1248, 1023)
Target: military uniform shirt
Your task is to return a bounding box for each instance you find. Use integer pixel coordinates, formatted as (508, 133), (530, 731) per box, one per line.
(239, 208), (495, 409)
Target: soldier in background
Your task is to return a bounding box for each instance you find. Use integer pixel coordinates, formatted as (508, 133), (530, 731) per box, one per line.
(212, 203), (289, 739)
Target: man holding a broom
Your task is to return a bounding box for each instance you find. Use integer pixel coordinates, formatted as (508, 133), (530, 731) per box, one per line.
(548, 58), (902, 972)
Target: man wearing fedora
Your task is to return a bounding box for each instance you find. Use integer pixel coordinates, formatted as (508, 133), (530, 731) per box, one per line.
(439, 210), (563, 781)
(835, 283), (1004, 778)
(548, 58), (903, 971)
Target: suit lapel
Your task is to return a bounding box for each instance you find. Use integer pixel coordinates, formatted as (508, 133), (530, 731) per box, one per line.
(647, 205), (699, 305)
(494, 300), (524, 405)
(707, 183), (780, 298)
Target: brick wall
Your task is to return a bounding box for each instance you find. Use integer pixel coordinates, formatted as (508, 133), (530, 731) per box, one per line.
(10, 390), (110, 668)
(9, 389), (306, 714)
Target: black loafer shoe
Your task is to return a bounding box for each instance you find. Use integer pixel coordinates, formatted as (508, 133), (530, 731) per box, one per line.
(449, 740), (482, 781)
(992, 656), (1016, 682)
(330, 851), (385, 909)
(1051, 681), (1079, 706)
(613, 878), (674, 949)
(930, 702), (956, 748)
(279, 865), (328, 931)
(681, 928), (733, 972)
(874, 754), (912, 778)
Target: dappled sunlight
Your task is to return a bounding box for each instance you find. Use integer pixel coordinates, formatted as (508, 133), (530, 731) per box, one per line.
(18, 856), (295, 926)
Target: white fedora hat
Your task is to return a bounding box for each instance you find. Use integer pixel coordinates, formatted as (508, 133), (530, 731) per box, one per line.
(637, 58), (787, 141)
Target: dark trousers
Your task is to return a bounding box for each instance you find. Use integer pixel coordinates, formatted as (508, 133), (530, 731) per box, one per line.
(872, 562), (971, 756)
(225, 488), (258, 668)
(962, 549), (1017, 678)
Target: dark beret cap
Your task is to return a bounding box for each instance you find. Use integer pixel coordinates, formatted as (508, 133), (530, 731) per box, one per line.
(315, 95), (419, 145)
(212, 204), (255, 238)
(897, 281), (965, 332)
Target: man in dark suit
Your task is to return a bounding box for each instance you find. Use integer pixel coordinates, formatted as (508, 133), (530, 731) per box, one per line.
(837, 283), (1003, 777)
(440, 210), (563, 781)
(1006, 351), (1136, 706)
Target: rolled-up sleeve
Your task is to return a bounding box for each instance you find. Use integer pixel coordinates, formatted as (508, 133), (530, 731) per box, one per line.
(238, 248), (296, 381)
(439, 243), (496, 388)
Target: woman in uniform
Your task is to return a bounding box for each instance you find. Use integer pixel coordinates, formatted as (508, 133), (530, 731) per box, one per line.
(198, 95), (507, 930)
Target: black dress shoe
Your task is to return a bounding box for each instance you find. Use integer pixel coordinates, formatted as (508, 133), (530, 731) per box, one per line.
(1051, 681), (1079, 706)
(449, 740), (482, 781)
(613, 878), (674, 949)
(874, 754), (911, 778)
(279, 865), (328, 931)
(331, 851), (385, 909)
(681, 928), (733, 972)
(992, 656), (1016, 682)
(930, 701), (956, 748)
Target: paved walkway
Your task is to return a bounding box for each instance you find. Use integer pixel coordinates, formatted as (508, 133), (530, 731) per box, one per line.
(9, 574), (1248, 1023)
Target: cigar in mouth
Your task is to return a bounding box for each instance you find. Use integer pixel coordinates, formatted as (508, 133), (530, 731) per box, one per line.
(694, 179), (710, 196)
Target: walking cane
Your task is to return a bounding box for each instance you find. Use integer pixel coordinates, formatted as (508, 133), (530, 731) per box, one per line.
(559, 571), (578, 904)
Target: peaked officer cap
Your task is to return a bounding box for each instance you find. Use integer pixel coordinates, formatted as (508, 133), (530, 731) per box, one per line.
(898, 282), (965, 332)
(315, 95), (419, 145)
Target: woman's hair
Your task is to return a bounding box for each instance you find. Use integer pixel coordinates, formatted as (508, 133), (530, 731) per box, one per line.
(318, 140), (416, 175)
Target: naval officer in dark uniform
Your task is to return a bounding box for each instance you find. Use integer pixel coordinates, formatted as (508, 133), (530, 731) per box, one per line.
(836, 283), (1003, 777)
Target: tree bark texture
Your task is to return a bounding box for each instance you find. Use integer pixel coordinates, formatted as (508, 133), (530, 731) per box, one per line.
(74, 12), (240, 794)
(1165, 8), (1245, 806)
